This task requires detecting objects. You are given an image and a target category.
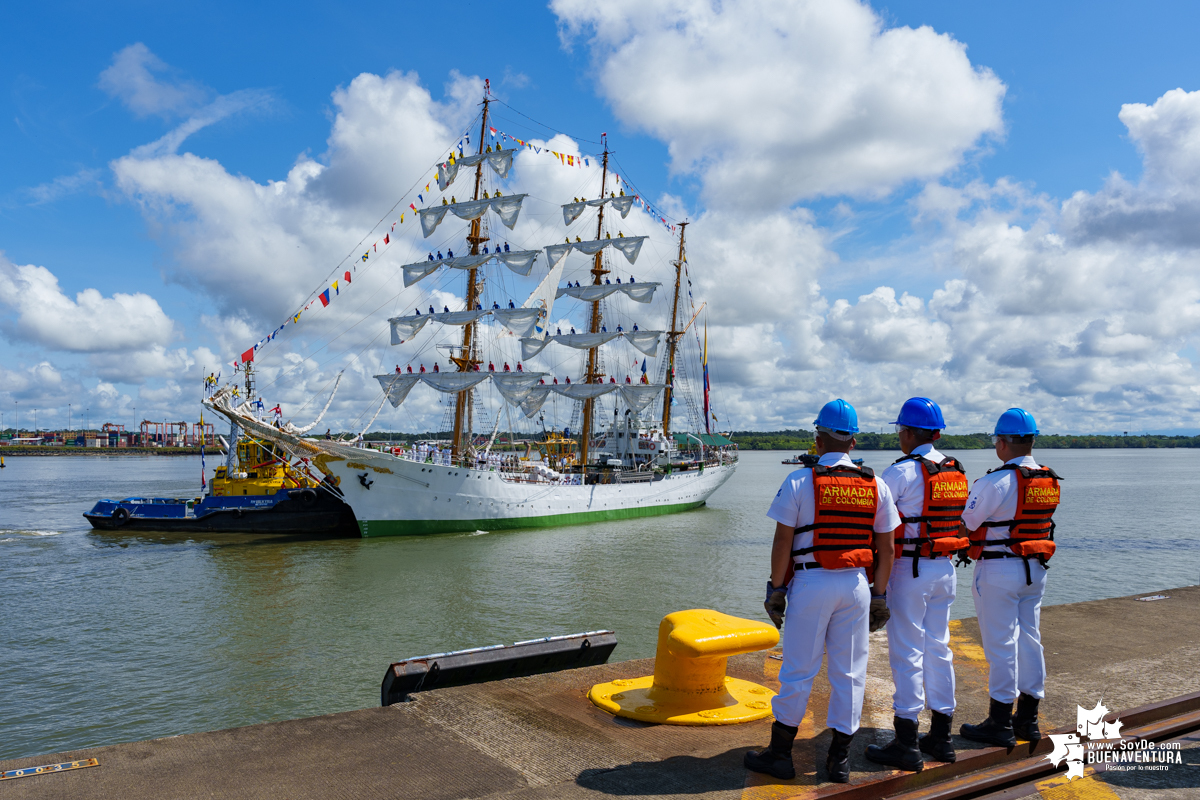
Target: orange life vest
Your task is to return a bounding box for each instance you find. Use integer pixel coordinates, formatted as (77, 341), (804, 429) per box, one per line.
(791, 464), (878, 571)
(967, 463), (1062, 584)
(893, 453), (970, 577)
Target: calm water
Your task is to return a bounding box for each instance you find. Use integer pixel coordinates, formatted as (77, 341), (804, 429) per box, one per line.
(2, 449), (1198, 760)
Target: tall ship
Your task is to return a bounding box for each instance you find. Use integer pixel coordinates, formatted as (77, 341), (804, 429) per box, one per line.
(205, 85), (737, 536)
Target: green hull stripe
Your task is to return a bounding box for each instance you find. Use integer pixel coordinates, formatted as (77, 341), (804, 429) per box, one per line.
(357, 499), (706, 537)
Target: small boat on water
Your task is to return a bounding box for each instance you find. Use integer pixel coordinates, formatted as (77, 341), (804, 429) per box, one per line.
(84, 419), (358, 536)
(782, 445), (863, 468)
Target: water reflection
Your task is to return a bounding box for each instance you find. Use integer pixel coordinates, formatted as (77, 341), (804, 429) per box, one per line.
(1, 449), (1198, 761)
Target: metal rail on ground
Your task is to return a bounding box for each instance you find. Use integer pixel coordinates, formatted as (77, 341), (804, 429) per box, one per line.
(798, 690), (1200, 800)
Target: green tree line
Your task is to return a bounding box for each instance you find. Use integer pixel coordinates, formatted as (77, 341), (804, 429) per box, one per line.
(728, 430), (1200, 450)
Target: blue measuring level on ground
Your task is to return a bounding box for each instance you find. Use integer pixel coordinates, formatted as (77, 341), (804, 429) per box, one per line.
(0, 758), (99, 780)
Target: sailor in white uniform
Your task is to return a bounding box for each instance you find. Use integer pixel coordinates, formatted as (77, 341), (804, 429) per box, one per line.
(959, 408), (1057, 747)
(866, 397), (962, 772)
(745, 399), (898, 784)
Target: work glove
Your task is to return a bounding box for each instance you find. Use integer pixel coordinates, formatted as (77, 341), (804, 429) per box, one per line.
(868, 593), (890, 632)
(764, 581), (787, 629)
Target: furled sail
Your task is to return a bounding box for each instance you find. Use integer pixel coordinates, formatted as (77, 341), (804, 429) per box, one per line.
(552, 331), (622, 350)
(433, 309), (491, 326)
(519, 336), (553, 360)
(490, 194), (526, 229)
(618, 383), (667, 414)
(555, 282), (661, 303)
(556, 283), (622, 302)
(548, 236), (648, 264)
(490, 372), (547, 406)
(622, 283), (658, 303)
(572, 239), (608, 256)
(450, 198), (491, 222)
(561, 200), (586, 226)
(421, 372), (491, 394)
(519, 386), (552, 418)
(544, 242), (572, 269)
(444, 253), (491, 270)
(492, 307), (544, 338)
(608, 195), (635, 217)
(497, 249), (537, 276)
(375, 374), (423, 408)
(389, 314), (431, 345)
(418, 206), (450, 238)
(561, 195), (636, 226)
(404, 250), (539, 289)
(418, 194), (527, 238)
(549, 383), (619, 400)
(610, 235), (646, 264)
(402, 260), (441, 287)
(436, 149), (516, 191)
(623, 330), (663, 357)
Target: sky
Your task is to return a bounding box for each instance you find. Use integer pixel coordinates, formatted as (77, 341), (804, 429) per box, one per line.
(3, 0), (1200, 436)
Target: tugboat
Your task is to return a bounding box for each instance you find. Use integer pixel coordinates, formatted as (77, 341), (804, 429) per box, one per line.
(782, 442), (863, 467)
(84, 434), (358, 535)
(85, 365), (358, 536)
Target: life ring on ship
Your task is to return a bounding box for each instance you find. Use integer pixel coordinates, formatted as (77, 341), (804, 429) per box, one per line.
(112, 507), (130, 525)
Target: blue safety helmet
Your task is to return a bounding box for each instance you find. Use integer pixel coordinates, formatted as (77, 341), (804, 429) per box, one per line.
(994, 408), (1039, 436)
(891, 397), (946, 430)
(813, 399), (859, 435)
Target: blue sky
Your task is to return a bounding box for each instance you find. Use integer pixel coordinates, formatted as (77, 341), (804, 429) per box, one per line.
(3, 1), (1200, 434)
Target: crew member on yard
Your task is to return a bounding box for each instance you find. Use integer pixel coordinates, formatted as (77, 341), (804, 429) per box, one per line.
(745, 399), (898, 783)
(959, 408), (1061, 747)
(866, 397), (968, 772)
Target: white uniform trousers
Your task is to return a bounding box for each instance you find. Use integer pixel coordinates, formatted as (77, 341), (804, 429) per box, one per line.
(885, 556), (957, 721)
(772, 567), (870, 735)
(971, 558), (1047, 703)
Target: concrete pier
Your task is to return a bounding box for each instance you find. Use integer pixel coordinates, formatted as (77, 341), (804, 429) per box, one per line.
(3, 586), (1198, 799)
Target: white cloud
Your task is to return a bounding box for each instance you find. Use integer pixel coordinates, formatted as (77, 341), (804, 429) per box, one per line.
(552, 0), (1005, 206)
(84, 36), (1200, 434)
(825, 287), (950, 364)
(25, 169), (102, 205)
(99, 43), (207, 119)
(0, 257), (175, 353)
(0, 362), (71, 405)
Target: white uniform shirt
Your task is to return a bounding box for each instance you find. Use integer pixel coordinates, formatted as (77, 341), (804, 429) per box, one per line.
(768, 452), (901, 565)
(880, 443), (947, 548)
(961, 455), (1041, 553)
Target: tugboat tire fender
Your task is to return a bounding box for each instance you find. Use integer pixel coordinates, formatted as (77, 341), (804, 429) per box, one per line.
(112, 507), (130, 525)
(288, 488), (318, 506)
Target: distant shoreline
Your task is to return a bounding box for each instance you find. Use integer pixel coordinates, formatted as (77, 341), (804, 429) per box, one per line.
(0, 447), (206, 456)
(734, 431), (1200, 450)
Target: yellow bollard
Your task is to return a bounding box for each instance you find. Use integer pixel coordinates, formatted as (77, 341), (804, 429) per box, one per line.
(589, 609), (779, 725)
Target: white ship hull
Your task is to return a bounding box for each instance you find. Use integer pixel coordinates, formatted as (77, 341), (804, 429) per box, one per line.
(314, 446), (736, 536)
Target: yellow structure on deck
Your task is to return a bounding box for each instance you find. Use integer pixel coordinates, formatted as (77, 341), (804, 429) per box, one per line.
(210, 436), (317, 497)
(589, 609), (779, 725)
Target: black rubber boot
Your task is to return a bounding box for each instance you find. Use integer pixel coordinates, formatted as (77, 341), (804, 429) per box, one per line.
(919, 711), (957, 763)
(865, 716), (924, 772)
(744, 721), (798, 780)
(825, 729), (855, 783)
(1013, 693), (1042, 743)
(960, 698), (1017, 748)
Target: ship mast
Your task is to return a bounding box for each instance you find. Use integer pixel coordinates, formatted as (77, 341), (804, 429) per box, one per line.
(450, 82), (491, 462)
(579, 137), (610, 472)
(661, 221), (687, 435)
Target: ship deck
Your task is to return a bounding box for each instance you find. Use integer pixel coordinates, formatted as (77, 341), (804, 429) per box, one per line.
(3, 586), (1198, 799)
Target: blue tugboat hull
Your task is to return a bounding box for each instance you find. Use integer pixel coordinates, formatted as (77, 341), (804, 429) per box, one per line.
(84, 488), (358, 536)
